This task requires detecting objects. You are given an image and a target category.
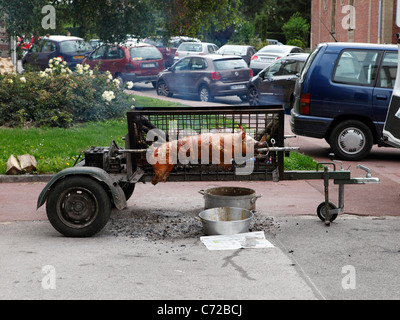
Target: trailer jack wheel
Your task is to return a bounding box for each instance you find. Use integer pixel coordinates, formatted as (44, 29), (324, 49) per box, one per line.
(317, 201), (338, 223)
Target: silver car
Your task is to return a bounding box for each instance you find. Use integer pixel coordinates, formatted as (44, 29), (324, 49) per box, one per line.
(174, 42), (219, 62)
(250, 45), (305, 75)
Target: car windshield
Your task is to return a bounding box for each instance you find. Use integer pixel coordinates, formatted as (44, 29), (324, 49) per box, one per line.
(59, 40), (91, 53)
(259, 46), (290, 54)
(178, 43), (203, 52)
(219, 46), (247, 55)
(213, 58), (248, 70)
(130, 46), (162, 60)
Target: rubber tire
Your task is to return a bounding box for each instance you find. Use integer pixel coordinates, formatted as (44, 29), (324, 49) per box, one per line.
(329, 120), (373, 161)
(317, 201), (338, 222)
(46, 176), (111, 237)
(156, 80), (172, 97)
(199, 85), (213, 102)
(248, 86), (259, 106)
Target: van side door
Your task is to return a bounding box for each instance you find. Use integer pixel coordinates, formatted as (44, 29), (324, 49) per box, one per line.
(373, 51), (397, 138)
(324, 49), (380, 119)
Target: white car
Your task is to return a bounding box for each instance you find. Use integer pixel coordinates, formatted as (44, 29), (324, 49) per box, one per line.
(250, 45), (305, 75)
(174, 42), (219, 62)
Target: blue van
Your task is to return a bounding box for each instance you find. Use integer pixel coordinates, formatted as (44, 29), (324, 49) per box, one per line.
(290, 42), (398, 160)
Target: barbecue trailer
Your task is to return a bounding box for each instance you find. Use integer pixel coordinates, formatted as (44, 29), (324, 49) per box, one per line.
(37, 105), (379, 237)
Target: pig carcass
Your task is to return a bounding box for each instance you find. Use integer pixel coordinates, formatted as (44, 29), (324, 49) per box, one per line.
(147, 130), (257, 185)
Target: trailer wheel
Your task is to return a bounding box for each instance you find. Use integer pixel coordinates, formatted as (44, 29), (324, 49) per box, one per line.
(46, 176), (111, 237)
(316, 201), (338, 223)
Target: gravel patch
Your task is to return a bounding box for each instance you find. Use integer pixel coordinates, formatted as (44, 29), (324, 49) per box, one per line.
(105, 209), (280, 241)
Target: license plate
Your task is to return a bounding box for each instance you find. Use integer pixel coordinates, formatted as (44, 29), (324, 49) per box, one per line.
(73, 55), (85, 59)
(142, 63), (156, 68)
(231, 84), (246, 90)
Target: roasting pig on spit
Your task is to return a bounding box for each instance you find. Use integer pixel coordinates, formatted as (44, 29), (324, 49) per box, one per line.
(147, 128), (261, 185)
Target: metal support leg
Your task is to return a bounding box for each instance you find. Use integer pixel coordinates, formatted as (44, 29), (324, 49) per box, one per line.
(338, 183), (345, 213)
(324, 166), (331, 226)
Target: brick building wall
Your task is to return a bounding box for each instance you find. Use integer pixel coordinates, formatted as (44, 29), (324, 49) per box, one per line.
(0, 22), (10, 58)
(311, 0), (399, 49)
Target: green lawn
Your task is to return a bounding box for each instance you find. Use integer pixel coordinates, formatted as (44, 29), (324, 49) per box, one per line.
(0, 119), (129, 174)
(0, 96), (317, 174)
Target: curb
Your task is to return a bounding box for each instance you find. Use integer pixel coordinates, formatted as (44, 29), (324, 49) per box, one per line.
(0, 174), (53, 183)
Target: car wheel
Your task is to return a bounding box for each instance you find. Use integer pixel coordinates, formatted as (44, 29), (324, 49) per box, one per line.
(248, 86), (259, 106)
(329, 120), (373, 161)
(157, 80), (172, 97)
(45, 176), (111, 237)
(199, 85), (213, 102)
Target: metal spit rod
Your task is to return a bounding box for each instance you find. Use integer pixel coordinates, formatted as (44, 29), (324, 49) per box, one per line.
(121, 146), (300, 154)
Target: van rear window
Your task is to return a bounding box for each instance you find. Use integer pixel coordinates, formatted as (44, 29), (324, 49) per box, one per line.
(333, 50), (379, 86)
(299, 45), (320, 82)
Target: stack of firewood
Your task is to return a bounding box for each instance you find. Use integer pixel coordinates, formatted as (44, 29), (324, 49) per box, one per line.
(6, 154), (37, 175)
(0, 57), (15, 74)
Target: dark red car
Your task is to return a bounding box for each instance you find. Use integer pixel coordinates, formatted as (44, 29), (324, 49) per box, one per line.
(143, 37), (176, 68)
(83, 42), (164, 86)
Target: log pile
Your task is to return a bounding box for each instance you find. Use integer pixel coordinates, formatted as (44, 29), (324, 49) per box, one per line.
(0, 57), (14, 74)
(6, 154), (37, 175)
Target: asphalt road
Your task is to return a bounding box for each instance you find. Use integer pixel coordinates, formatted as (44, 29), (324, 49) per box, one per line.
(129, 82), (248, 106)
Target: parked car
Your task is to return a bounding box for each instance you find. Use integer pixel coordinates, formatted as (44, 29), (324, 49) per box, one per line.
(22, 35), (92, 70)
(88, 39), (103, 50)
(266, 39), (284, 45)
(217, 45), (257, 66)
(247, 53), (309, 113)
(156, 54), (253, 102)
(290, 42), (398, 161)
(82, 42), (164, 86)
(250, 45), (305, 75)
(174, 42), (219, 62)
(169, 36), (200, 49)
(143, 37), (176, 68)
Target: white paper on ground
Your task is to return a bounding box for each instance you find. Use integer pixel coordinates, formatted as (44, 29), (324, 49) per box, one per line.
(200, 231), (275, 251)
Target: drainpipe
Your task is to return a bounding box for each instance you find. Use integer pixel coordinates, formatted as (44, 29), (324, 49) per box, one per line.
(378, 0), (382, 43)
(10, 35), (17, 72)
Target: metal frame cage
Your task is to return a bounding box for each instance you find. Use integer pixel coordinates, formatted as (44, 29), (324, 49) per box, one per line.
(126, 105), (285, 183)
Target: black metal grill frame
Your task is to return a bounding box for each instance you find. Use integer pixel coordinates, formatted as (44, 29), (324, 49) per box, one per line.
(126, 105), (285, 182)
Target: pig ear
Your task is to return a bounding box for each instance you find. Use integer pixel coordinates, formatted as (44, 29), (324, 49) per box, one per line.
(238, 125), (246, 141)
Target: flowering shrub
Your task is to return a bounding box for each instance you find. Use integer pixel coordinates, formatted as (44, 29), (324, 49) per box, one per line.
(0, 59), (135, 128)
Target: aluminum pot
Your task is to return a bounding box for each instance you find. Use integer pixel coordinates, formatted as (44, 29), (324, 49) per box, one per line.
(199, 186), (262, 210)
(199, 207), (254, 235)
